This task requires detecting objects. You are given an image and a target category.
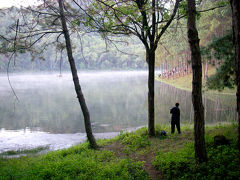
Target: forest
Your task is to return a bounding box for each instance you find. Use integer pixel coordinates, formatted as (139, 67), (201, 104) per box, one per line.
(0, 0), (232, 75)
(0, 0), (239, 179)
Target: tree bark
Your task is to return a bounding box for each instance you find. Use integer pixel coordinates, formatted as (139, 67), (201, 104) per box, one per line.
(58, 0), (98, 149)
(187, 0), (207, 163)
(148, 50), (155, 136)
(230, 0), (240, 160)
(205, 61), (208, 79)
(202, 62), (205, 80)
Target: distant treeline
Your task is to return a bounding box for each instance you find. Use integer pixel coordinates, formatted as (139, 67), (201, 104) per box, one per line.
(0, 7), (146, 72)
(0, 0), (232, 74)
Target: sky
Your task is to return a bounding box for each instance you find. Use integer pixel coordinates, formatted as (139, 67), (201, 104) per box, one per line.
(0, 0), (40, 8)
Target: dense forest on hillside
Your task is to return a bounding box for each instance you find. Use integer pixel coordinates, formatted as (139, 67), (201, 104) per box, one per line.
(0, 0), (232, 74)
(0, 7), (146, 72)
(156, 0), (232, 80)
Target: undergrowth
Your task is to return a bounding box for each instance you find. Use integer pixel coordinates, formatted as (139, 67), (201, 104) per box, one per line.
(153, 124), (239, 180)
(119, 127), (150, 151)
(0, 124), (238, 180)
(0, 142), (149, 180)
(0, 146), (49, 157)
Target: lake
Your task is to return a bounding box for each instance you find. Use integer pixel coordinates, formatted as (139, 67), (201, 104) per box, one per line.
(0, 71), (236, 153)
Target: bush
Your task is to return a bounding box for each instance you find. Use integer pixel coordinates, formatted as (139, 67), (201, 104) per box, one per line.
(119, 128), (150, 151)
(0, 142), (149, 180)
(153, 143), (195, 179)
(153, 141), (240, 180)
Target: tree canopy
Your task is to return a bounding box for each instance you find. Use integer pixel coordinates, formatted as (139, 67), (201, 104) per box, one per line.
(205, 31), (235, 90)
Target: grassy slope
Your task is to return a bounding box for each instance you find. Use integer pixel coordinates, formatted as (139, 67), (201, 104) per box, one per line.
(0, 138), (149, 180)
(0, 124), (239, 180)
(156, 67), (237, 108)
(153, 124), (239, 179)
(156, 67), (236, 93)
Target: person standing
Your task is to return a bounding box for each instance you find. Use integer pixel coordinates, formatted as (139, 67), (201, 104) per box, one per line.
(170, 103), (181, 134)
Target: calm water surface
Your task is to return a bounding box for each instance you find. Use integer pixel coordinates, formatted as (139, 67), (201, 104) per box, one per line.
(0, 71), (236, 153)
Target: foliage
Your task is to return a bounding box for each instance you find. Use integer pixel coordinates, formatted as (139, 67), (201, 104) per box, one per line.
(119, 127), (150, 151)
(0, 124), (238, 180)
(0, 6), (146, 72)
(205, 31), (235, 90)
(198, 0), (231, 46)
(85, 0), (183, 79)
(0, 142), (149, 180)
(119, 126), (171, 151)
(0, 146), (49, 157)
(0, 1), (232, 73)
(153, 143), (195, 178)
(155, 0), (231, 72)
(86, 0), (183, 136)
(153, 126), (239, 180)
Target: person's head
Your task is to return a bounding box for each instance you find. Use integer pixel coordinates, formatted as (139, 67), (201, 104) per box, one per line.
(175, 103), (179, 107)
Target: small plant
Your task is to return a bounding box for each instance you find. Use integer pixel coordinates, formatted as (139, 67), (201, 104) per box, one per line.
(119, 128), (150, 151)
(0, 146), (49, 157)
(153, 133), (240, 180)
(0, 140), (149, 180)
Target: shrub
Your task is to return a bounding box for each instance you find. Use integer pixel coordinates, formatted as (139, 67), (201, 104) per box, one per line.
(119, 128), (150, 151)
(153, 140), (240, 179)
(153, 143), (195, 179)
(0, 142), (149, 180)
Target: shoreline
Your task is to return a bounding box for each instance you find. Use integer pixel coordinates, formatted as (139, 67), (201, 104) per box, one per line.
(0, 122), (236, 158)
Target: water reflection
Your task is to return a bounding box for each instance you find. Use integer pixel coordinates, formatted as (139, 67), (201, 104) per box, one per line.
(0, 71), (236, 152)
(155, 82), (236, 125)
(0, 71), (148, 134)
(0, 72), (236, 134)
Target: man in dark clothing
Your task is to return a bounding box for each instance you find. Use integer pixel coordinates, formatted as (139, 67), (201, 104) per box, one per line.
(170, 103), (181, 134)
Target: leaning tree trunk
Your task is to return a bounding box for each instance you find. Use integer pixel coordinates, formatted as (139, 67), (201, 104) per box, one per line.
(230, 0), (240, 160)
(58, 0), (98, 149)
(147, 50), (155, 136)
(187, 0), (207, 163)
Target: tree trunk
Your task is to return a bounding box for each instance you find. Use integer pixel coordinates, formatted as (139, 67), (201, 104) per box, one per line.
(187, 0), (207, 163)
(230, 0), (240, 160)
(202, 62), (205, 80)
(205, 61), (208, 79)
(160, 63), (162, 77)
(148, 50), (155, 136)
(58, 0), (98, 149)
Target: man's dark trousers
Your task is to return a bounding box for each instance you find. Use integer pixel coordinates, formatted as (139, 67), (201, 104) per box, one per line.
(171, 120), (181, 134)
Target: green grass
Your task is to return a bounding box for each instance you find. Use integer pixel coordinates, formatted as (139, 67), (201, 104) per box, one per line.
(153, 124), (239, 180)
(156, 73), (193, 91)
(156, 67), (236, 110)
(0, 124), (238, 180)
(156, 66), (236, 95)
(0, 141), (149, 180)
(119, 127), (150, 151)
(0, 146), (49, 157)
(117, 124), (239, 179)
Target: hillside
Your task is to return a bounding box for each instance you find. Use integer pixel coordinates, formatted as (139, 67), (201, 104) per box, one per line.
(156, 66), (236, 109)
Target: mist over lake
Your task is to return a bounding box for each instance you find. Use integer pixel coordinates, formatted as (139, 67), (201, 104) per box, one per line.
(0, 71), (236, 153)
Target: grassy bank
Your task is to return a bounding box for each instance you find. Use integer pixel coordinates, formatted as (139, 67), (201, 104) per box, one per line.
(0, 138), (148, 180)
(0, 124), (239, 179)
(156, 67), (236, 95)
(156, 67), (236, 108)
